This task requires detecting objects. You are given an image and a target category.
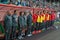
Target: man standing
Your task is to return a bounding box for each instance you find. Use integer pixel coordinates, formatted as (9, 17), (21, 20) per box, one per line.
(27, 12), (32, 36)
(12, 10), (18, 40)
(18, 12), (25, 39)
(32, 12), (38, 34)
(4, 11), (12, 40)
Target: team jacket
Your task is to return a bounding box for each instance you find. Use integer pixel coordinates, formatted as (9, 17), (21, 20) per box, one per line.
(12, 14), (18, 27)
(18, 16), (25, 26)
(32, 14), (38, 23)
(51, 12), (56, 20)
(45, 13), (50, 21)
(37, 15), (43, 23)
(4, 15), (12, 28)
(41, 13), (45, 22)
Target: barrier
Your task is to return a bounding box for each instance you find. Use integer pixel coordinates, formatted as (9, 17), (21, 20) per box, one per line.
(0, 4), (43, 22)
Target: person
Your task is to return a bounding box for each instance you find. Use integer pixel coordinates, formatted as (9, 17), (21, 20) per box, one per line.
(41, 10), (46, 31)
(46, 11), (50, 28)
(32, 12), (38, 34)
(12, 10), (18, 40)
(36, 11), (42, 33)
(9, 0), (17, 4)
(22, 12), (27, 37)
(39, 11), (44, 31)
(16, 0), (21, 6)
(36, 11), (40, 31)
(21, 0), (27, 6)
(50, 11), (56, 27)
(48, 11), (51, 27)
(27, 12), (32, 36)
(4, 11), (12, 40)
(42, 10), (47, 30)
(18, 12), (25, 39)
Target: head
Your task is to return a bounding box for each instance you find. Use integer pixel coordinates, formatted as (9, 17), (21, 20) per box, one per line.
(7, 11), (11, 16)
(36, 11), (39, 15)
(24, 12), (27, 15)
(14, 10), (17, 15)
(39, 11), (42, 15)
(19, 12), (24, 16)
(48, 11), (51, 15)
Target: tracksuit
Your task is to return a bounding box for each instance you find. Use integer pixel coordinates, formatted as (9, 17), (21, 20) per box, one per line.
(27, 14), (32, 34)
(12, 14), (18, 39)
(4, 14), (12, 40)
(18, 15), (25, 36)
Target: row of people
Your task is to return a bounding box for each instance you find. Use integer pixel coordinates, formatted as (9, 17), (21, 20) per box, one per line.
(32, 10), (56, 33)
(4, 10), (32, 40)
(4, 10), (56, 40)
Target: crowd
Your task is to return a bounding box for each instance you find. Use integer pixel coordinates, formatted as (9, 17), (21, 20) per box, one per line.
(4, 9), (56, 40)
(0, 0), (60, 8)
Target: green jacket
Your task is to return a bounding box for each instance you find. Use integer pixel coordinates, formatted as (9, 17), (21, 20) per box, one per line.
(0, 23), (5, 34)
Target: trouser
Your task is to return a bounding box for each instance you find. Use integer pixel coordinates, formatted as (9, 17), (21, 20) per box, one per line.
(27, 23), (32, 34)
(43, 22), (46, 28)
(41, 22), (45, 29)
(33, 22), (37, 31)
(49, 21), (51, 27)
(12, 26), (16, 39)
(45, 21), (51, 29)
(45, 21), (48, 29)
(5, 26), (12, 40)
(36, 22), (44, 30)
(51, 20), (55, 26)
(36, 22), (40, 30)
(47, 21), (51, 27)
(18, 25), (23, 36)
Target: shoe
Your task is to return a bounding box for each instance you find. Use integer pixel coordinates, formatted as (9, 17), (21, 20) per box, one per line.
(38, 30), (41, 33)
(18, 36), (24, 39)
(32, 31), (36, 34)
(42, 28), (46, 31)
(21, 33), (25, 36)
(27, 34), (32, 37)
(36, 30), (39, 34)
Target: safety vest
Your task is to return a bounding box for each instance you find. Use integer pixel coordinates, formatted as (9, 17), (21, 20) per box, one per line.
(37, 15), (43, 23)
(37, 15), (40, 23)
(46, 14), (50, 21)
(42, 14), (45, 21)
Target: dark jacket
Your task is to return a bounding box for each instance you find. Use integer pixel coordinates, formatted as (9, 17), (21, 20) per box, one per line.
(12, 14), (18, 27)
(4, 15), (12, 28)
(23, 15), (27, 26)
(18, 16), (25, 27)
(27, 14), (32, 25)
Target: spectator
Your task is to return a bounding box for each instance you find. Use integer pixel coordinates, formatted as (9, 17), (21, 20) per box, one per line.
(21, 0), (27, 6)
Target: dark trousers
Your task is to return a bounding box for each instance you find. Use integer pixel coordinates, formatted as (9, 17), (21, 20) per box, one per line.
(45, 21), (48, 29)
(51, 20), (54, 26)
(45, 21), (51, 29)
(36, 22), (44, 30)
(47, 21), (51, 27)
(33, 22), (37, 31)
(12, 26), (16, 39)
(18, 25), (23, 36)
(27, 23), (32, 34)
(5, 26), (12, 40)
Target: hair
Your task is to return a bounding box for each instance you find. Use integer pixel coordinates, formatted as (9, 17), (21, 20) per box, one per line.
(24, 12), (26, 15)
(6, 11), (11, 15)
(19, 12), (22, 16)
(14, 10), (16, 13)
